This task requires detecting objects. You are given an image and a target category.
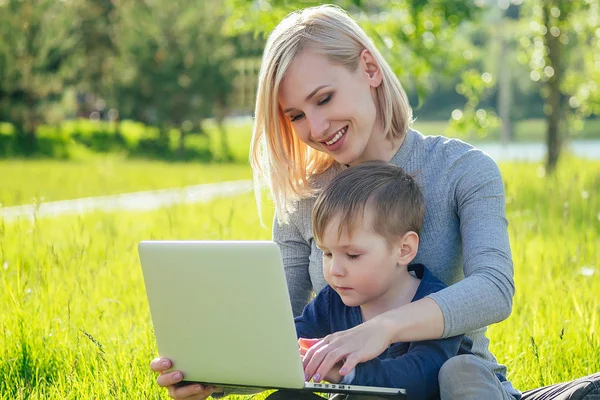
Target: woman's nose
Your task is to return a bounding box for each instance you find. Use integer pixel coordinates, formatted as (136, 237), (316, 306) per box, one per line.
(307, 111), (330, 140)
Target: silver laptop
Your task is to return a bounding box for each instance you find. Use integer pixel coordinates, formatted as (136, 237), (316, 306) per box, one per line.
(138, 240), (406, 397)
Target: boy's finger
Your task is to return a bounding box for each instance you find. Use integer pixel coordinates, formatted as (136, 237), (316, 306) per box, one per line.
(298, 338), (321, 350)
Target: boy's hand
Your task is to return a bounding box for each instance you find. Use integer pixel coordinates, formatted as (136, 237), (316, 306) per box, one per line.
(298, 338), (320, 355)
(299, 338), (343, 384)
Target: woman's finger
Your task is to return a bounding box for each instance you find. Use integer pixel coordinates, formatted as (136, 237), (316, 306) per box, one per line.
(339, 352), (361, 377)
(312, 346), (346, 382)
(303, 340), (335, 381)
(157, 371), (184, 388)
(150, 357), (172, 373)
(167, 383), (216, 399)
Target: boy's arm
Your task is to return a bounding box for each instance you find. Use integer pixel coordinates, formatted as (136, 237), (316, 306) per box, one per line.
(349, 335), (464, 400)
(294, 286), (333, 339)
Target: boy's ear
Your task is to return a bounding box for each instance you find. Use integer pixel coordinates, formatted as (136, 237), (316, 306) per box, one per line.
(395, 231), (419, 266)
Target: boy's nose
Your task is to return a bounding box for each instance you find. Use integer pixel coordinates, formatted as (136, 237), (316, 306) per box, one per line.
(329, 259), (345, 277)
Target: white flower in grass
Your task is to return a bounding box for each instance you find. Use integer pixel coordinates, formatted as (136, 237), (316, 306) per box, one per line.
(579, 266), (595, 277)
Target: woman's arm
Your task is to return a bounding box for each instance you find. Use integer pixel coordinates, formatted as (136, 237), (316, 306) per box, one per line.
(428, 149), (515, 337)
(301, 297), (445, 382)
(273, 209), (314, 317)
(343, 335), (464, 400)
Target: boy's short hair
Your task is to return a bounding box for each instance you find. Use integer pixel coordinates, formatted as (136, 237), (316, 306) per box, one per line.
(312, 161), (425, 246)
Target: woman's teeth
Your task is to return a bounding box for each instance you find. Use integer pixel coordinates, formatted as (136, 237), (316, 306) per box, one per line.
(325, 126), (347, 145)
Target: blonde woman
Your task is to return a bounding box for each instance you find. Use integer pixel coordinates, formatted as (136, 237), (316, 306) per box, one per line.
(151, 5), (600, 400)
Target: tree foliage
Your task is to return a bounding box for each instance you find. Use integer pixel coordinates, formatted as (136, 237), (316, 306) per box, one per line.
(0, 0), (79, 147)
(0, 0), (598, 164)
(516, 0), (600, 171)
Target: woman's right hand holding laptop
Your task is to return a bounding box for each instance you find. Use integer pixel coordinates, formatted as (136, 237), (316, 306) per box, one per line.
(150, 357), (222, 399)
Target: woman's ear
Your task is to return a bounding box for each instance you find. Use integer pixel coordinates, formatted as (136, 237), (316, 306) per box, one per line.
(395, 231), (419, 266)
(359, 49), (383, 88)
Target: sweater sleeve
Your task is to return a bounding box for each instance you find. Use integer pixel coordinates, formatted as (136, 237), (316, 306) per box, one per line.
(294, 286), (333, 339)
(353, 335), (464, 400)
(273, 214), (313, 317)
(428, 149), (515, 338)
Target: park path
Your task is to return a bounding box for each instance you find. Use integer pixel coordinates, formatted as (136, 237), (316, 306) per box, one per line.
(1, 139), (598, 221)
(0, 180), (253, 222)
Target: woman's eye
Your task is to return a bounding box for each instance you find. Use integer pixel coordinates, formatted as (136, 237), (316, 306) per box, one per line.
(318, 94), (332, 106)
(290, 113), (305, 122)
(347, 254), (360, 260)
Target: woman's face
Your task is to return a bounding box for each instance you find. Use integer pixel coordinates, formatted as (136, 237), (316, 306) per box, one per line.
(278, 49), (387, 166)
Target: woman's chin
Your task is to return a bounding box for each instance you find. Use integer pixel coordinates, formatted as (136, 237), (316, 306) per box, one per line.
(330, 150), (360, 166)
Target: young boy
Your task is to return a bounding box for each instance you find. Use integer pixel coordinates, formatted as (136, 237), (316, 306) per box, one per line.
(217, 161), (467, 400)
(288, 161), (470, 400)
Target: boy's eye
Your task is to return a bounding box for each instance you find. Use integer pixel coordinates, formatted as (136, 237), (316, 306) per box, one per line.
(347, 254), (360, 260)
(317, 94), (332, 106)
(322, 252), (332, 258)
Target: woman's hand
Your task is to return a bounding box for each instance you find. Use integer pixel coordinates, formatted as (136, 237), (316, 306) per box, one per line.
(150, 358), (223, 399)
(301, 318), (394, 383)
(302, 298), (445, 382)
(299, 339), (343, 384)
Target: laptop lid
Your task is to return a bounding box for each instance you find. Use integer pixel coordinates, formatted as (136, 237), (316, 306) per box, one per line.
(138, 240), (305, 389)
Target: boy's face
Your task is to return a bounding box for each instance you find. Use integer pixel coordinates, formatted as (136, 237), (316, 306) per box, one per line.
(317, 209), (406, 310)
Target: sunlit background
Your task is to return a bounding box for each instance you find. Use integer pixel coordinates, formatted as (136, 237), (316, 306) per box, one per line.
(0, 1), (598, 398)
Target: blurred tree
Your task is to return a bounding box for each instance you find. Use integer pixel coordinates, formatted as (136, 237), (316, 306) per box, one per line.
(69, 0), (118, 120)
(110, 0), (237, 159)
(517, 0), (600, 172)
(226, 0), (500, 137)
(0, 0), (78, 151)
(227, 0), (480, 100)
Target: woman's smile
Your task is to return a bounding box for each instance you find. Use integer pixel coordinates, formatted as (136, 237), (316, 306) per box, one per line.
(320, 125), (348, 151)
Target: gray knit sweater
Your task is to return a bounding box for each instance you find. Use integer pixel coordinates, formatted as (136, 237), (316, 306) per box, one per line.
(273, 128), (516, 381)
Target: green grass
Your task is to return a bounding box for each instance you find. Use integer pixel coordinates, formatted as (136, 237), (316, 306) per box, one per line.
(0, 159), (599, 398)
(0, 157), (251, 207)
(0, 118), (255, 208)
(2, 117), (599, 208)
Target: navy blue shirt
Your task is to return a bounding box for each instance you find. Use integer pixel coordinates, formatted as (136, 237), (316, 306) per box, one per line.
(294, 264), (472, 400)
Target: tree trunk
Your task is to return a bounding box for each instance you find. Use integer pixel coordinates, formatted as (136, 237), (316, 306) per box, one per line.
(14, 101), (38, 154)
(178, 129), (186, 158)
(498, 32), (512, 144)
(217, 117), (230, 161)
(214, 100), (231, 161)
(543, 2), (564, 173)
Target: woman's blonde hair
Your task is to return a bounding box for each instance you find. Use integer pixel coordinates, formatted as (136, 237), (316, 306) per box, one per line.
(250, 4), (412, 223)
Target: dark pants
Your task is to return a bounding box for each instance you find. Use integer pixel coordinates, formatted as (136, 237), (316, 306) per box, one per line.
(264, 391), (392, 399)
(521, 373), (600, 400)
(438, 354), (600, 400)
(264, 370), (600, 400)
